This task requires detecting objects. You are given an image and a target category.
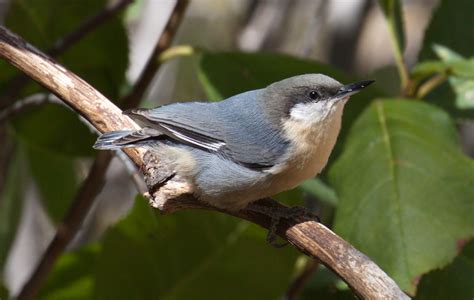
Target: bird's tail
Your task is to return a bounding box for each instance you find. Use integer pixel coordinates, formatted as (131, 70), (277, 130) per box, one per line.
(93, 128), (160, 150)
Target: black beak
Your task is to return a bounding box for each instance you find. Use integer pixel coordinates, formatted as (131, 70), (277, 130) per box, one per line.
(335, 80), (375, 99)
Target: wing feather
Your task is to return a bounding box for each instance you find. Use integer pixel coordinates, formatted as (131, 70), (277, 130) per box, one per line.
(123, 91), (289, 169)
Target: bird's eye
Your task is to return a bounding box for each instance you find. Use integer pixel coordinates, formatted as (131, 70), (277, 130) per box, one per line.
(309, 90), (320, 100)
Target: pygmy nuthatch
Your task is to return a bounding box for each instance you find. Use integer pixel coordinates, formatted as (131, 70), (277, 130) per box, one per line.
(94, 74), (374, 211)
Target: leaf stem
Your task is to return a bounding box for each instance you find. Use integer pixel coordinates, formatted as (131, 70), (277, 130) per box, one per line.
(387, 19), (410, 93)
(416, 73), (448, 99)
(381, 0), (410, 93)
(158, 45), (199, 63)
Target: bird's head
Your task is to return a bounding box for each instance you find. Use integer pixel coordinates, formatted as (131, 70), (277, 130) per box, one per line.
(263, 74), (374, 126)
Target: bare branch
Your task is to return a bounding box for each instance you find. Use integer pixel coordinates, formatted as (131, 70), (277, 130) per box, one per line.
(0, 26), (409, 300)
(0, 26), (143, 163)
(0, 93), (57, 123)
(47, 0), (134, 57)
(0, 0), (133, 210)
(0, 0), (133, 108)
(16, 151), (113, 300)
(121, 0), (190, 109)
(9, 1), (189, 299)
(285, 259), (320, 300)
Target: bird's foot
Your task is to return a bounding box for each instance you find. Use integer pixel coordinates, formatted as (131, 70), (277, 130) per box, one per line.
(246, 202), (320, 248)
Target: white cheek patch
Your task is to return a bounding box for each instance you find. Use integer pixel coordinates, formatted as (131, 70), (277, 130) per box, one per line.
(289, 99), (348, 123)
(290, 101), (332, 123)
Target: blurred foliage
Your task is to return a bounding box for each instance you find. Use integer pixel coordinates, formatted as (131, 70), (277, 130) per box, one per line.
(300, 178), (338, 207)
(0, 0), (128, 229)
(299, 265), (353, 300)
(415, 240), (474, 300)
(0, 280), (8, 300)
(39, 245), (99, 300)
(419, 0), (474, 60)
(39, 198), (298, 299)
(4, 0), (128, 99)
(378, 0), (407, 87)
(413, 45), (474, 120)
(0, 0), (128, 293)
(0, 147), (24, 269)
(330, 100), (473, 293)
(378, 0), (405, 52)
(12, 103), (96, 157)
(27, 146), (78, 223)
(0, 0), (472, 299)
(5, 0), (128, 157)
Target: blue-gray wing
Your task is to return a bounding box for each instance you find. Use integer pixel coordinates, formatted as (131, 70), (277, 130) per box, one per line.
(124, 90), (289, 169)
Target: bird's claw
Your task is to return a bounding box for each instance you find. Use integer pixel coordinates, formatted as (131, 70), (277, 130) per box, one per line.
(246, 203), (320, 248)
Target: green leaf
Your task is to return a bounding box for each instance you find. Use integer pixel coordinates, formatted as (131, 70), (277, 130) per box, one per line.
(415, 240), (474, 300)
(412, 46), (474, 81)
(39, 245), (99, 300)
(432, 44), (464, 62)
(198, 51), (383, 164)
(412, 45), (474, 80)
(4, 0), (128, 99)
(94, 198), (298, 300)
(411, 60), (448, 81)
(432, 45), (474, 79)
(11, 103), (96, 157)
(300, 179), (338, 207)
(330, 100), (474, 293)
(0, 147), (25, 269)
(417, 46), (474, 120)
(199, 52), (348, 101)
(27, 146), (78, 222)
(419, 0), (474, 60)
(425, 81), (474, 120)
(3, 0), (128, 156)
(433, 46), (474, 112)
(446, 76), (474, 111)
(300, 265), (353, 300)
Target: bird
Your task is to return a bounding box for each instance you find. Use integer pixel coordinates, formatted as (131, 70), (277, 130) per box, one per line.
(94, 74), (374, 212)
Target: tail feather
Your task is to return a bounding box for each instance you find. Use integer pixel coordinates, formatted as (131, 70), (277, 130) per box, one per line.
(93, 128), (161, 150)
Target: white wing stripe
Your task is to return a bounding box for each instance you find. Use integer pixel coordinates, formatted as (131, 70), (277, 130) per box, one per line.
(161, 124), (225, 151)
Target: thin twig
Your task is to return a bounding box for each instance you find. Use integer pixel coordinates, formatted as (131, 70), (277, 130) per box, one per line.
(0, 0), (133, 108)
(7, 1), (189, 299)
(47, 0), (134, 57)
(0, 0), (133, 207)
(121, 0), (190, 109)
(416, 73), (448, 99)
(0, 93), (60, 123)
(115, 150), (148, 194)
(0, 126), (14, 207)
(0, 92), (147, 193)
(0, 25), (409, 300)
(16, 151), (113, 300)
(379, 1), (410, 94)
(285, 259), (320, 300)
